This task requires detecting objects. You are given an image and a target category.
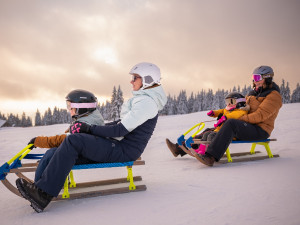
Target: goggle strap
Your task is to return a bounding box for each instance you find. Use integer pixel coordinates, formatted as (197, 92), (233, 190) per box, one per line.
(236, 98), (246, 103)
(70, 102), (97, 108)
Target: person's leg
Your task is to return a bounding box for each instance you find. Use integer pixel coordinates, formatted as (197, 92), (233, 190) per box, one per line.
(34, 148), (57, 182)
(207, 132), (217, 142)
(166, 139), (187, 157)
(35, 134), (127, 197)
(201, 131), (210, 141)
(206, 119), (269, 161)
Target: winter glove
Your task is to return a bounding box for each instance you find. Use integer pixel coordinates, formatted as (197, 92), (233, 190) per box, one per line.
(217, 113), (223, 120)
(28, 137), (36, 149)
(207, 110), (214, 117)
(70, 122), (91, 134)
(214, 115), (227, 128)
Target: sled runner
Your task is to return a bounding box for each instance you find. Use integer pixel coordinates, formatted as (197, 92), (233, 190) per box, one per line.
(0, 144), (146, 200)
(177, 122), (279, 164)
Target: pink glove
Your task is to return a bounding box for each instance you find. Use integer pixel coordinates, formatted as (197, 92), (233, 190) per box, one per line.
(207, 110), (214, 117)
(214, 116), (227, 128)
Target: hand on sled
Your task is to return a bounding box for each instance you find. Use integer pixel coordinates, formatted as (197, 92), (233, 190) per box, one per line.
(28, 137), (37, 149)
(214, 115), (227, 128)
(70, 122), (91, 134)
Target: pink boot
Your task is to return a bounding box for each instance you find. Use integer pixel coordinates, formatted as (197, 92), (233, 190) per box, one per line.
(194, 144), (208, 155)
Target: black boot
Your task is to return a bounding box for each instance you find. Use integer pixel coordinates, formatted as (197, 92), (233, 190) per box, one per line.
(166, 138), (187, 157)
(16, 178), (53, 213)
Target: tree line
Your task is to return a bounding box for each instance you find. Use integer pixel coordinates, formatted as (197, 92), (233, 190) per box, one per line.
(1, 80), (300, 127)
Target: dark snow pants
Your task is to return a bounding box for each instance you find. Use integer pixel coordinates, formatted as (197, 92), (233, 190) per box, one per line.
(34, 147), (57, 182)
(35, 134), (136, 197)
(206, 119), (269, 161)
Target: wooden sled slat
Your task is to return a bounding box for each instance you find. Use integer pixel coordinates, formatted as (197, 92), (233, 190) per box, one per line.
(54, 184), (147, 201)
(75, 176), (143, 188)
(218, 154), (280, 164)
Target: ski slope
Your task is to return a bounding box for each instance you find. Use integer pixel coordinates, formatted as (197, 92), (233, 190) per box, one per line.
(0, 103), (300, 225)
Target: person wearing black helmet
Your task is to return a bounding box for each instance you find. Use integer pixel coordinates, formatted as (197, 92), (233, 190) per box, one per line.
(195, 65), (282, 166)
(165, 92), (249, 156)
(27, 89), (105, 182)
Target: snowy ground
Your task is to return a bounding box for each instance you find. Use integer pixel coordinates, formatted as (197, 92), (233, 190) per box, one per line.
(1, 103), (300, 225)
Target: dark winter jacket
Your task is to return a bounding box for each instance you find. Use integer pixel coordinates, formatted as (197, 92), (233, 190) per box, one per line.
(239, 82), (282, 135)
(89, 85), (167, 160)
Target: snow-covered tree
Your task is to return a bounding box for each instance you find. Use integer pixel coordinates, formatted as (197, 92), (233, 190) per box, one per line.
(280, 79), (291, 104)
(116, 86), (124, 119)
(34, 109), (42, 126)
(176, 90), (188, 114)
(291, 83), (300, 103)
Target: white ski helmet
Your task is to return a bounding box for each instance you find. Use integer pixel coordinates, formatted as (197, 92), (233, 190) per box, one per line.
(129, 62), (161, 89)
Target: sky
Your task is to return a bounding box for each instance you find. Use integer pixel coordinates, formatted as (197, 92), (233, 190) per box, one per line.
(0, 0), (300, 117)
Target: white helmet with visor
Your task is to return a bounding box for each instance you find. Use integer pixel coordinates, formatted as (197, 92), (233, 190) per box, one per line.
(129, 62), (161, 89)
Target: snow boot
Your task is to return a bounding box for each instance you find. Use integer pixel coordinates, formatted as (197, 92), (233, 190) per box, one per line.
(194, 144), (207, 155)
(166, 138), (187, 157)
(194, 152), (215, 167)
(16, 178), (53, 213)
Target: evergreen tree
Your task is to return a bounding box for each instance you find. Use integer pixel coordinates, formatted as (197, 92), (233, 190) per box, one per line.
(176, 90), (188, 114)
(280, 79), (291, 104)
(187, 92), (195, 113)
(110, 86), (119, 121)
(116, 85), (124, 119)
(203, 89), (214, 111)
(291, 83), (300, 103)
(35, 109), (42, 126)
(52, 107), (60, 124)
(43, 108), (53, 125)
(21, 112), (27, 127)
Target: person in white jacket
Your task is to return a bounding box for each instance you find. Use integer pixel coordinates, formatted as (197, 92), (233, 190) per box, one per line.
(16, 62), (167, 213)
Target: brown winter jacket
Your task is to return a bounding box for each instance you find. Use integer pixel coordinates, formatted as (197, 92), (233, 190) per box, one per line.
(34, 133), (68, 148)
(239, 82), (282, 135)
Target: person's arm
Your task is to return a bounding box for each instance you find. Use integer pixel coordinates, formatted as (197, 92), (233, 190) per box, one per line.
(239, 91), (282, 123)
(72, 96), (158, 137)
(33, 134), (67, 148)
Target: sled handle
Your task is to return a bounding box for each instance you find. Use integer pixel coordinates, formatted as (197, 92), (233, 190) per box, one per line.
(184, 123), (206, 148)
(7, 144), (34, 165)
(177, 122), (206, 146)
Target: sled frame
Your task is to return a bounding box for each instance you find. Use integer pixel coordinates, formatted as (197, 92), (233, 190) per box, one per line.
(0, 145), (146, 200)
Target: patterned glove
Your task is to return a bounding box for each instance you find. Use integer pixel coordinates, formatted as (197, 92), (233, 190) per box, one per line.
(207, 110), (214, 117)
(214, 115), (227, 128)
(70, 122), (91, 134)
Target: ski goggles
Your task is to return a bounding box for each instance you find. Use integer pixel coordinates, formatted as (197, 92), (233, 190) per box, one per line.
(252, 74), (272, 82)
(131, 75), (142, 82)
(66, 101), (97, 110)
(225, 98), (246, 105)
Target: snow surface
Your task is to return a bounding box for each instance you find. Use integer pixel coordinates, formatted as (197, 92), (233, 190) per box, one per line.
(1, 103), (300, 225)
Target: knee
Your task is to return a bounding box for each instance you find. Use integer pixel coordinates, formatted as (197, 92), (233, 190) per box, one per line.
(62, 134), (85, 153)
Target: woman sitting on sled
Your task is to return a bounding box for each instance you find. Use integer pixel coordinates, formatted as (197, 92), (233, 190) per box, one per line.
(167, 65), (282, 167)
(15, 62), (167, 213)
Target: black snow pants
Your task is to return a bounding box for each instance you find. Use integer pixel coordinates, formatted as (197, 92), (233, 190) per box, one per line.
(206, 119), (269, 161)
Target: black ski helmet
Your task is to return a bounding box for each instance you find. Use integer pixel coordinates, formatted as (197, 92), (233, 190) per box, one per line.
(225, 92), (246, 108)
(66, 89), (97, 117)
(253, 65), (274, 86)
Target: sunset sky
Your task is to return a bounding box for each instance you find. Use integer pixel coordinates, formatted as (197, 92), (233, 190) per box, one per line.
(0, 0), (300, 118)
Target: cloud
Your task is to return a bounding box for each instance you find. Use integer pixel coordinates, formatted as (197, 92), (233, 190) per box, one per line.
(0, 0), (299, 116)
